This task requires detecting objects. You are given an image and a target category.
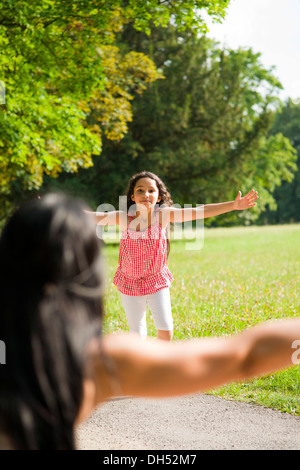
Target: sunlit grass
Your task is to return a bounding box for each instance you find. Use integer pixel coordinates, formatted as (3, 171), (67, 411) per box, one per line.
(101, 224), (300, 415)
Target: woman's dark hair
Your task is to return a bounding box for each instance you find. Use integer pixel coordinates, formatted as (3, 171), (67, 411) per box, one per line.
(0, 193), (104, 449)
(125, 171), (173, 256)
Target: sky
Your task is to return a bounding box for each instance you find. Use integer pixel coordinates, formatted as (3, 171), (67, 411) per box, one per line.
(202, 0), (300, 101)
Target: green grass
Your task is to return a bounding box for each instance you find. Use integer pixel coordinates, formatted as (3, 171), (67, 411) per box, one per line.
(101, 224), (300, 415)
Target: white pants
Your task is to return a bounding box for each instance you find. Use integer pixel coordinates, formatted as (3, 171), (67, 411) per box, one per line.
(120, 287), (173, 339)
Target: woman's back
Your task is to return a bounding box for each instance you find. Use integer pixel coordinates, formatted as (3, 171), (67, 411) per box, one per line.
(0, 194), (104, 449)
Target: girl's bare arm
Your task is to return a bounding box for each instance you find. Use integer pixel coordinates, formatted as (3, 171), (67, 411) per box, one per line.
(85, 210), (127, 227)
(160, 190), (258, 224)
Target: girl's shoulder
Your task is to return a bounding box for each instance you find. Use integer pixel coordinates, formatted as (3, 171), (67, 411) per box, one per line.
(120, 212), (143, 231)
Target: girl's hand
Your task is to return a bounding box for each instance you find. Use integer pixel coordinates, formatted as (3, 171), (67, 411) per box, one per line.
(234, 189), (258, 210)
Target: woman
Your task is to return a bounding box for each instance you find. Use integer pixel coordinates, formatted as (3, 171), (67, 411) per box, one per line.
(0, 193), (298, 449)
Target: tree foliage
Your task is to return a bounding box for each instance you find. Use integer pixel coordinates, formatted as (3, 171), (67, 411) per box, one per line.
(52, 26), (297, 225)
(0, 0), (230, 221)
(257, 99), (300, 224)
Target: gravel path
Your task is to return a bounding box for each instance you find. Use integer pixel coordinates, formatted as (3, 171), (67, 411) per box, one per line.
(76, 394), (300, 450)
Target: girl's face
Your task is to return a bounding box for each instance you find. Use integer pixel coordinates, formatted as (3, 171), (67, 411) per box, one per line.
(131, 177), (161, 210)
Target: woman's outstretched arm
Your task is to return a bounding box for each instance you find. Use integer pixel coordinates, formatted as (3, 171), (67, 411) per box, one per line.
(76, 317), (299, 422)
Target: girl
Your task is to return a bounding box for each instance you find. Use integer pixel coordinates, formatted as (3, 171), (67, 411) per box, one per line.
(90, 171), (258, 341)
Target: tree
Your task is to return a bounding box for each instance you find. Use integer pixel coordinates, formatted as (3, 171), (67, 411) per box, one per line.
(257, 99), (300, 224)
(0, 0), (230, 222)
(55, 26), (296, 224)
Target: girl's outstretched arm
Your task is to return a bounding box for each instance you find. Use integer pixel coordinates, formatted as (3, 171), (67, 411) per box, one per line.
(161, 190), (258, 224)
(85, 210), (127, 227)
(77, 317), (300, 422)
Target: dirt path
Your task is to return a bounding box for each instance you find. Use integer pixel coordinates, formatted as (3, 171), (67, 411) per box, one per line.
(76, 394), (300, 450)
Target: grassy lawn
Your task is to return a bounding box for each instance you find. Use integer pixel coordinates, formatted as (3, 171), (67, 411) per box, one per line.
(101, 224), (300, 415)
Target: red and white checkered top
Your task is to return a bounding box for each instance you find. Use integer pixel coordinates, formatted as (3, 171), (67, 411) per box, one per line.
(113, 211), (174, 296)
